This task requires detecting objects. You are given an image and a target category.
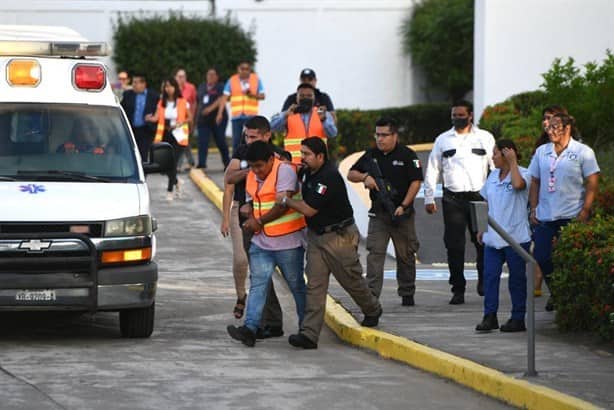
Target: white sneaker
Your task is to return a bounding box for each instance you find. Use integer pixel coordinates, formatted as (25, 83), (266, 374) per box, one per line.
(166, 191), (174, 201)
(174, 178), (184, 198)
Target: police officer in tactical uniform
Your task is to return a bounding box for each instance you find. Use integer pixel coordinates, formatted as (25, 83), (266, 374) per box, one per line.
(348, 117), (423, 306)
(278, 137), (382, 349)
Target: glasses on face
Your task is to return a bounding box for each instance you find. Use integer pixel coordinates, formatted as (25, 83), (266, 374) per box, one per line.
(546, 122), (563, 131)
(374, 132), (393, 139)
(118, 77), (128, 81)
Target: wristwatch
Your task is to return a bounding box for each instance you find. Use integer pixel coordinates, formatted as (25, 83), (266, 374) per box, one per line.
(281, 196), (288, 206)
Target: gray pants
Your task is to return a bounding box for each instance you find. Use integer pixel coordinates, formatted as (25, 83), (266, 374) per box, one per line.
(366, 212), (419, 298)
(302, 225), (381, 343)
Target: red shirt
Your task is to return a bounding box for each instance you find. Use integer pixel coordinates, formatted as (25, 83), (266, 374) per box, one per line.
(181, 81), (197, 115)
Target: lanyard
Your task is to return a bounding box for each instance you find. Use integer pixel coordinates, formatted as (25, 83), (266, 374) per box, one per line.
(547, 152), (566, 193)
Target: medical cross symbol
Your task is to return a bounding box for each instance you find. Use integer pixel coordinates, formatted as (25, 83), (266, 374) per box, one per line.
(19, 184), (46, 194)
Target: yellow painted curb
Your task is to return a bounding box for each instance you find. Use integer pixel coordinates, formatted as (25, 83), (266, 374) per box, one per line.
(189, 168), (600, 410)
(324, 296), (599, 410)
(189, 168), (223, 211)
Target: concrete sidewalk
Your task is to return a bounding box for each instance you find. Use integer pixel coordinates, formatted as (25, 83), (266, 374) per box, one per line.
(190, 150), (611, 409)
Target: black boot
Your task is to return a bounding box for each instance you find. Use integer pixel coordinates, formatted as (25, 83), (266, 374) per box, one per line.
(476, 313), (499, 332)
(449, 293), (465, 305)
(500, 318), (526, 332)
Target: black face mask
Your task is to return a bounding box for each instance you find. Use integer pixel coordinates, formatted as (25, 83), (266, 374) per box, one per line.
(295, 98), (314, 113)
(452, 117), (470, 130)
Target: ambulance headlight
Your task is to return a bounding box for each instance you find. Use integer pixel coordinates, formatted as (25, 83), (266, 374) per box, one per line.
(104, 215), (152, 237)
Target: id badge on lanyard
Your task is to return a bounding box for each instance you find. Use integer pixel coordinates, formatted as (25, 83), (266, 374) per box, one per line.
(548, 154), (564, 193)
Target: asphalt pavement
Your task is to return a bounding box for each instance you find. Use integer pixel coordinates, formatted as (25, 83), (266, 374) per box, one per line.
(0, 172), (511, 410)
(202, 148), (612, 409)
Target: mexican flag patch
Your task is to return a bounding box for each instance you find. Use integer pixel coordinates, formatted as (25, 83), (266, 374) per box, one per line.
(413, 159), (421, 168)
(316, 183), (327, 195)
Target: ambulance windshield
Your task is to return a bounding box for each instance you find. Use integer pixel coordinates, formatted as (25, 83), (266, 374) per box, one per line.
(0, 103), (139, 182)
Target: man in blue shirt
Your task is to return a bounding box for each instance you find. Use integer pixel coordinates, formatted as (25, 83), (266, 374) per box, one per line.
(121, 73), (159, 162)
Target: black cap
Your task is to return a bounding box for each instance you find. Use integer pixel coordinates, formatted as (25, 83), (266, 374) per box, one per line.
(300, 68), (316, 79)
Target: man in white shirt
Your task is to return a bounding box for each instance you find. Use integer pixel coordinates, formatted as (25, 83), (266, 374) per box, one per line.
(423, 100), (495, 305)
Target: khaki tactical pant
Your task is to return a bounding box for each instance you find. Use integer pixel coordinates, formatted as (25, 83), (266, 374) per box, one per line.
(302, 224), (381, 343)
(366, 212), (419, 298)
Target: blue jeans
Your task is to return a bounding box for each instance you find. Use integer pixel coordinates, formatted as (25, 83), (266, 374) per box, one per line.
(532, 219), (571, 291)
(197, 120), (229, 169)
(483, 243), (530, 320)
(231, 116), (252, 153)
(244, 244), (306, 333)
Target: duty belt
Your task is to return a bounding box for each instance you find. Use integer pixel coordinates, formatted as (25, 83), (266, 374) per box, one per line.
(313, 217), (354, 235)
(443, 188), (481, 201)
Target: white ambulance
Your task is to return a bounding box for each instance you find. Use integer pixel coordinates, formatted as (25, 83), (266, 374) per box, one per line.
(0, 25), (173, 337)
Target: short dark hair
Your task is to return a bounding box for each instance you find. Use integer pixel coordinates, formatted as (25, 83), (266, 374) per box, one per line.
(375, 117), (398, 134)
(131, 72), (146, 82)
(495, 138), (521, 160)
(452, 100), (473, 114)
(297, 83), (316, 92)
(542, 104), (568, 116)
(301, 137), (328, 161)
(244, 115), (271, 134)
(246, 140), (274, 162)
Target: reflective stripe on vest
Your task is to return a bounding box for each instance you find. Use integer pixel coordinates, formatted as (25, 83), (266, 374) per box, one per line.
(154, 98), (190, 146)
(229, 73), (259, 118)
(285, 107), (326, 164)
(245, 158), (306, 237)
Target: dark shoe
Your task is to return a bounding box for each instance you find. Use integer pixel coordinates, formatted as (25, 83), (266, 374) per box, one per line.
(477, 280), (484, 296)
(545, 297), (555, 312)
(476, 313), (499, 332)
(288, 333), (318, 349)
(449, 293), (465, 305)
(227, 325), (256, 347)
(500, 318), (526, 332)
(255, 326), (284, 340)
(401, 295), (415, 306)
(361, 308), (382, 327)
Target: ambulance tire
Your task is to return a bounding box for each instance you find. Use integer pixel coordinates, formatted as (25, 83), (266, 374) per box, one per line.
(119, 302), (155, 338)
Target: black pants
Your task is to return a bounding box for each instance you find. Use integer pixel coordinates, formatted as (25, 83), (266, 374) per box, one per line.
(162, 131), (182, 192)
(240, 214), (283, 329)
(132, 126), (154, 163)
(442, 190), (484, 294)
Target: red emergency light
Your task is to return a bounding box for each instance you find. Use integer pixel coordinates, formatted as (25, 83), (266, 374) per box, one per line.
(73, 64), (105, 91)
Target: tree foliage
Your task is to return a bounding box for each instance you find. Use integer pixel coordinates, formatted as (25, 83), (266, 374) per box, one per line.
(112, 13), (257, 89)
(401, 0), (474, 100)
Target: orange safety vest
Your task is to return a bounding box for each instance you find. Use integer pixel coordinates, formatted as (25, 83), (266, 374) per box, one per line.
(285, 107), (327, 164)
(229, 73), (260, 118)
(245, 158), (306, 237)
(154, 98), (189, 146)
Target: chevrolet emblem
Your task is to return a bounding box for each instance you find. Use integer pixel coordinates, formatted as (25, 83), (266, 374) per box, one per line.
(19, 239), (52, 252)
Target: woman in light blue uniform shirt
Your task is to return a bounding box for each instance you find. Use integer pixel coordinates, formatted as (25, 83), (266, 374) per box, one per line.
(528, 113), (600, 311)
(476, 140), (531, 332)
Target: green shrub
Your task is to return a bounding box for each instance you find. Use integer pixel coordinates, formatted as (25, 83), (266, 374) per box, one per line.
(541, 51), (614, 150)
(401, 0), (473, 100)
(478, 98), (542, 167)
(335, 103), (451, 156)
(112, 13), (256, 90)
(552, 215), (614, 341)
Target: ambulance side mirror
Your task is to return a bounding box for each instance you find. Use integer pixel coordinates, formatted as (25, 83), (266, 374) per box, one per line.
(143, 142), (175, 174)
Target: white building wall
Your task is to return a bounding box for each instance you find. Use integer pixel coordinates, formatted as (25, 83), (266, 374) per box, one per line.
(0, 0), (429, 118)
(474, 0), (614, 121)
(216, 0), (426, 117)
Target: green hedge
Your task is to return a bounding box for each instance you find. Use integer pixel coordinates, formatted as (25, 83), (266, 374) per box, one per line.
(335, 103), (451, 156)
(112, 13), (256, 89)
(552, 214), (614, 341)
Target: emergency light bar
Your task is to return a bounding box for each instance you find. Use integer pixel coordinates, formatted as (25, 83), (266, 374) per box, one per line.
(0, 41), (109, 57)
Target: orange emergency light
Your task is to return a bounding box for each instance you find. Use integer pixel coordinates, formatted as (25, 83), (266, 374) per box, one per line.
(101, 247), (152, 265)
(7, 59), (41, 86)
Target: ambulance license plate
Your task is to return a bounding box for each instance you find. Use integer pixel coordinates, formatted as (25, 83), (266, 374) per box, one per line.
(15, 290), (56, 302)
